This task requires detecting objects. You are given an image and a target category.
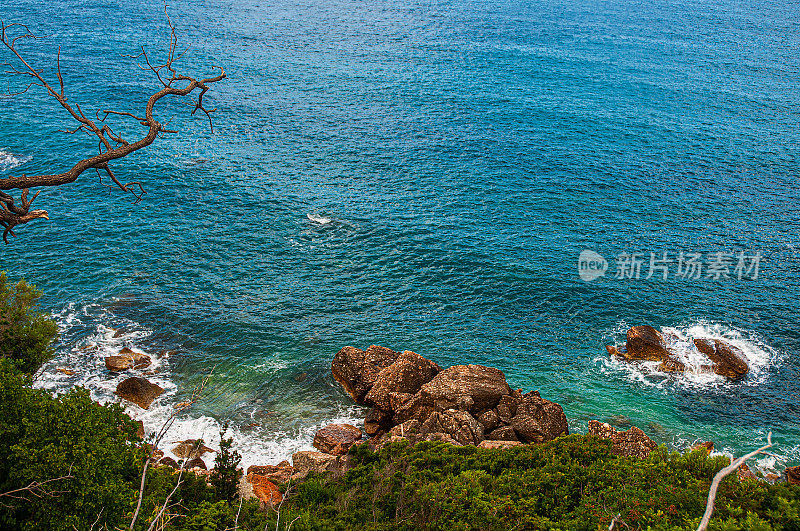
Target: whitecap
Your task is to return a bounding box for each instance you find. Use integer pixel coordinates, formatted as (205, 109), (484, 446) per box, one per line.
(0, 149), (31, 172)
(306, 213), (332, 225)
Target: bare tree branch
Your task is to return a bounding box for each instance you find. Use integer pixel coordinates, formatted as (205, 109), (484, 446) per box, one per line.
(0, 7), (225, 242)
(697, 432), (773, 531)
(0, 469), (74, 507)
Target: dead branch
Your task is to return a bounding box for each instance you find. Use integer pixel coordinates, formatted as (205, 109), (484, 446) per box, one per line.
(0, 6), (225, 242)
(697, 432), (773, 531)
(0, 469), (74, 507)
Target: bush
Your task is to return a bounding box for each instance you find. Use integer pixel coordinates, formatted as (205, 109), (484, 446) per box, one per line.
(0, 272), (58, 374)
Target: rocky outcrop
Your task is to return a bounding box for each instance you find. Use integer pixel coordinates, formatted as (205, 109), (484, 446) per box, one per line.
(329, 345), (568, 452)
(249, 475), (282, 506)
(292, 451), (350, 478)
(478, 440), (523, 450)
(606, 326), (749, 380)
(186, 457), (207, 470)
(588, 420), (657, 458)
(691, 441), (715, 454)
(247, 462), (295, 484)
(313, 424), (363, 455)
(737, 462), (758, 481)
(115, 377), (164, 409)
(693, 339), (749, 379)
(787, 466), (800, 485)
(331, 345), (401, 403)
(105, 347), (151, 372)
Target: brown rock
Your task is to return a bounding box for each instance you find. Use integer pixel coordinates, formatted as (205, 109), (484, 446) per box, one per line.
(389, 419), (421, 439)
(313, 424), (362, 455)
(495, 395), (519, 423)
(510, 392), (568, 444)
(115, 377), (164, 409)
(392, 392), (435, 425)
(477, 409), (499, 432)
(388, 392), (414, 411)
(659, 355), (686, 372)
(135, 420), (145, 439)
(105, 348), (152, 372)
(737, 463), (758, 481)
(420, 365), (511, 413)
(250, 475), (282, 507)
(694, 339), (749, 379)
(588, 420), (657, 458)
(172, 440), (215, 459)
(159, 456), (179, 468)
(691, 441), (714, 454)
(56, 367), (75, 376)
(625, 326), (669, 361)
(331, 345), (400, 404)
(418, 432), (461, 445)
(364, 408), (392, 436)
(186, 457), (207, 470)
(478, 440), (524, 450)
(364, 350), (441, 410)
(486, 425), (519, 441)
(419, 410), (484, 446)
(113, 328), (126, 338)
(605, 345), (621, 357)
(247, 463), (295, 484)
(292, 451), (351, 477)
(786, 466), (800, 485)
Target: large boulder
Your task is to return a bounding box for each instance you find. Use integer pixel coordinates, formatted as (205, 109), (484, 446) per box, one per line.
(292, 451), (350, 478)
(420, 365), (511, 413)
(694, 339), (749, 379)
(364, 351), (441, 410)
(419, 410), (484, 446)
(624, 326), (670, 361)
(510, 392), (568, 443)
(588, 420), (657, 458)
(331, 345), (400, 404)
(313, 424), (362, 455)
(105, 347), (151, 372)
(115, 377), (164, 409)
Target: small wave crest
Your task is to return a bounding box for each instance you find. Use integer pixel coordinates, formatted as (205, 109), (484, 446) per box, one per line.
(0, 149), (31, 172)
(597, 320), (781, 390)
(306, 213), (332, 225)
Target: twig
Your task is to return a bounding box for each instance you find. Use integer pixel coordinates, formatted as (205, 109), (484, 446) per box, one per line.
(697, 432), (773, 531)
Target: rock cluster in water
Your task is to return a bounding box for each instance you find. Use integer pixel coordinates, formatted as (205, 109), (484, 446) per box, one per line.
(606, 325), (749, 379)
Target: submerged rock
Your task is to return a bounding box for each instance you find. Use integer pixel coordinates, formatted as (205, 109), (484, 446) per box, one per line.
(693, 338), (749, 379)
(588, 420), (657, 459)
(313, 424), (362, 455)
(115, 377), (164, 409)
(172, 439), (215, 459)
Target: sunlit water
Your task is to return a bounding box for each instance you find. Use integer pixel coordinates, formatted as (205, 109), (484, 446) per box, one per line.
(1, 0), (799, 472)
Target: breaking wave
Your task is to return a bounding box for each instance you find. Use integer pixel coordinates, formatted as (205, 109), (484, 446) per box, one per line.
(0, 149), (31, 172)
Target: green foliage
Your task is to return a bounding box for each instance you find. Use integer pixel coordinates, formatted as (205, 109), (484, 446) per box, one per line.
(211, 423), (242, 502)
(0, 360), (144, 531)
(272, 437), (800, 531)
(0, 272), (58, 374)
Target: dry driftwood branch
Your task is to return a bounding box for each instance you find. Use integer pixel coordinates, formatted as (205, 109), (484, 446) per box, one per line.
(0, 7), (225, 243)
(129, 369), (214, 530)
(696, 432), (773, 531)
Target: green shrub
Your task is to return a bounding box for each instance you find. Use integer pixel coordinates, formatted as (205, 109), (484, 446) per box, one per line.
(0, 272), (58, 374)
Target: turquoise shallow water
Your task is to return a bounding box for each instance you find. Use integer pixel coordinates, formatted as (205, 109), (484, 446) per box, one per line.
(1, 0), (799, 468)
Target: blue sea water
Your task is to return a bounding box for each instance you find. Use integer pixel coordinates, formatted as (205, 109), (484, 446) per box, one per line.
(1, 0), (799, 469)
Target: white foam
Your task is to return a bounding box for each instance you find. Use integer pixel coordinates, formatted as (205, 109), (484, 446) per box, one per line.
(0, 149), (31, 171)
(306, 213), (332, 225)
(35, 301), (364, 470)
(597, 320), (781, 390)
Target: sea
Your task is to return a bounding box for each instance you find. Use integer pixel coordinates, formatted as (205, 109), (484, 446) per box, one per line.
(1, 0), (798, 473)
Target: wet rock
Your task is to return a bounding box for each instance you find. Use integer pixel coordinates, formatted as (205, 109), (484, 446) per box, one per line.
(249, 475), (282, 507)
(331, 345), (400, 404)
(419, 410), (484, 446)
(486, 426), (519, 441)
(510, 392), (568, 444)
(113, 328), (126, 338)
(159, 456), (179, 468)
(659, 355), (686, 372)
(247, 463), (295, 484)
(105, 347), (151, 372)
(56, 367), (75, 376)
(420, 364), (510, 413)
(186, 457), (207, 470)
(172, 439), (215, 459)
(313, 424), (362, 455)
(624, 325), (670, 361)
(693, 339), (749, 379)
(786, 466), (800, 485)
(478, 440), (524, 450)
(364, 350), (441, 410)
(588, 420), (657, 458)
(115, 377), (164, 409)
